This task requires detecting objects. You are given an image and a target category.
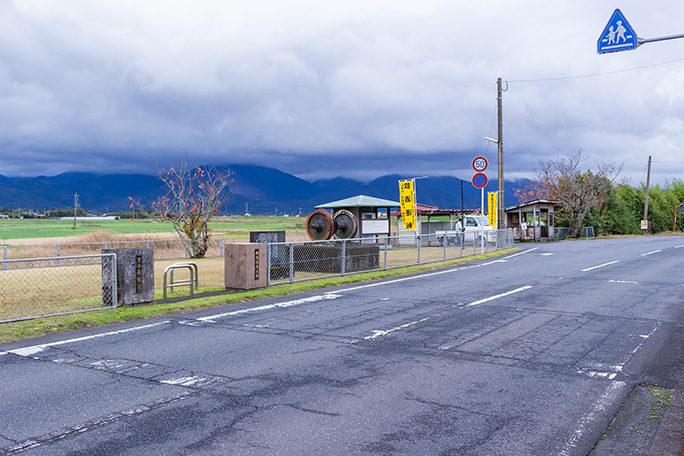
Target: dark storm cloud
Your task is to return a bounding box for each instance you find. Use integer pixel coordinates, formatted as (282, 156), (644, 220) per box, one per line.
(1, 0), (683, 186)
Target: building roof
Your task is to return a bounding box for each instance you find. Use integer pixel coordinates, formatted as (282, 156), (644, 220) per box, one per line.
(391, 204), (480, 218)
(315, 195), (401, 209)
(505, 199), (559, 212)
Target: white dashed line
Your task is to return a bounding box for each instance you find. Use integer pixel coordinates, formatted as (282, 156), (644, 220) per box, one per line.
(581, 260), (619, 272)
(641, 250), (662, 256)
(465, 286), (533, 307)
(363, 318), (430, 340)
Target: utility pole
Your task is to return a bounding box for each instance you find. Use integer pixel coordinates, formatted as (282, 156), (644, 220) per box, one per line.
(496, 77), (505, 230)
(642, 156), (652, 234)
(72, 193), (79, 229)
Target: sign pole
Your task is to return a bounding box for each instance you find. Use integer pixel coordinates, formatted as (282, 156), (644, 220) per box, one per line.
(481, 187), (485, 216)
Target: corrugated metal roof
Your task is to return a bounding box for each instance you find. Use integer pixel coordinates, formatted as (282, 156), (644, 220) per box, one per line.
(504, 199), (559, 211)
(315, 195), (401, 209)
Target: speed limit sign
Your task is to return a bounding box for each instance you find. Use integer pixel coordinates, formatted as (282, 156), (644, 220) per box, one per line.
(472, 156), (488, 172)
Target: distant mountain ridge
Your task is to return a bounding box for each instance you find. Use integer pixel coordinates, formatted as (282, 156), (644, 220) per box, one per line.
(0, 164), (525, 215)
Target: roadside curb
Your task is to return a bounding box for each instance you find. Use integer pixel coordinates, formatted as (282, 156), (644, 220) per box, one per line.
(649, 379), (684, 455)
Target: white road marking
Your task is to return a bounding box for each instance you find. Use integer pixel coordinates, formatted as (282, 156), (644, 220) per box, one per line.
(197, 294), (341, 322)
(675, 244), (684, 249)
(363, 318), (430, 340)
(641, 249), (662, 256)
(559, 381), (628, 456)
(541, 253), (554, 256)
(161, 376), (205, 386)
(465, 286), (533, 307)
(8, 321), (172, 357)
(579, 370), (618, 380)
(332, 248), (538, 295)
(581, 260), (619, 272)
(607, 280), (639, 285)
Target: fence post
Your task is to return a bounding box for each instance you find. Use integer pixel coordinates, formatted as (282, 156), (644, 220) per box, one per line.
(2, 246), (6, 270)
(57, 243), (61, 266)
(266, 243), (271, 288)
(341, 239), (346, 276)
(289, 242), (294, 283)
(416, 233), (421, 265)
(220, 238), (224, 256)
(384, 237), (388, 270)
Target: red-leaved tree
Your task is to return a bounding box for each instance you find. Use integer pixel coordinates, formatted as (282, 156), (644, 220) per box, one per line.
(524, 150), (621, 237)
(147, 162), (233, 258)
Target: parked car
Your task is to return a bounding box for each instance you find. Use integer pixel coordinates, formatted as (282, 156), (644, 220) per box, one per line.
(436, 215), (496, 246)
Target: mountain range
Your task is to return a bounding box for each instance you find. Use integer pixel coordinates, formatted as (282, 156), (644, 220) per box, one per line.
(0, 164), (526, 215)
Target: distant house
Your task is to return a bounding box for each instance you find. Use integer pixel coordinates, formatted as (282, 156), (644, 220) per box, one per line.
(0, 214), (8, 219)
(59, 216), (120, 221)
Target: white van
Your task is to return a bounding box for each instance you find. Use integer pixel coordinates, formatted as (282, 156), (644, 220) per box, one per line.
(435, 215), (496, 245)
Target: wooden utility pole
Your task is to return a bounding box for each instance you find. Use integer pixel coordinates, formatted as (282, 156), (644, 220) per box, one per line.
(642, 156), (651, 234)
(496, 77), (504, 230)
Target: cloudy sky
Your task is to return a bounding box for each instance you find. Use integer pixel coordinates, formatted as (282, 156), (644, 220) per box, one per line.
(2, 1), (684, 186)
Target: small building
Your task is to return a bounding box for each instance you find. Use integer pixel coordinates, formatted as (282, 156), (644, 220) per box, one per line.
(315, 195), (400, 241)
(505, 199), (558, 241)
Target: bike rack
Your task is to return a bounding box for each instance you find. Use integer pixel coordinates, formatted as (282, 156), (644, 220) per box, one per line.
(163, 262), (198, 299)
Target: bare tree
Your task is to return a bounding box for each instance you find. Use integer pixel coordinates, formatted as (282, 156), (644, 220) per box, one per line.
(151, 162), (233, 258)
(537, 149), (621, 237)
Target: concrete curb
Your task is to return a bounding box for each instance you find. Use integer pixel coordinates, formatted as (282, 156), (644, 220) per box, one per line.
(649, 379), (684, 455)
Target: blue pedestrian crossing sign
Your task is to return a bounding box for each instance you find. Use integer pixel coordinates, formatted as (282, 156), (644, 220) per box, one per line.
(597, 9), (639, 54)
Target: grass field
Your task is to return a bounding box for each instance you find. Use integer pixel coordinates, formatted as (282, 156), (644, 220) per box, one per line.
(0, 216), (308, 243)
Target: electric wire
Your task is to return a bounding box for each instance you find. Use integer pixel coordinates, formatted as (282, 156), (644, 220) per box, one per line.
(507, 56), (684, 84)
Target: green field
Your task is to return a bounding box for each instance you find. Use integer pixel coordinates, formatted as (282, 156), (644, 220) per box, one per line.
(0, 216), (307, 242)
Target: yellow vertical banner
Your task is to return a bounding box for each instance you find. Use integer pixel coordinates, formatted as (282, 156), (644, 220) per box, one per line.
(488, 192), (497, 227)
(399, 179), (417, 231)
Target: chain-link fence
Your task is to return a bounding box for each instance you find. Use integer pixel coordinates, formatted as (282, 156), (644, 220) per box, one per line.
(0, 239), (229, 265)
(0, 253), (117, 323)
(0, 229), (513, 322)
(268, 229), (514, 285)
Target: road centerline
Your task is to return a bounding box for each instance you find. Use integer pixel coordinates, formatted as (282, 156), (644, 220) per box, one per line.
(581, 260), (619, 272)
(465, 285), (533, 307)
(641, 250), (662, 256)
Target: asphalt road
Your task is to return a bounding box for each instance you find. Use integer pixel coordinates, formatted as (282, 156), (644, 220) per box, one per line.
(1, 236), (683, 455)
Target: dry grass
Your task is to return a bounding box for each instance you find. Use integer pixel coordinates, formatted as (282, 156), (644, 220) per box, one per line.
(0, 264), (105, 321)
(0, 257), (227, 322)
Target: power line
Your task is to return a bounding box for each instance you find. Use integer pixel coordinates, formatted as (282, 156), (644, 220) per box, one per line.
(507, 56), (684, 84)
